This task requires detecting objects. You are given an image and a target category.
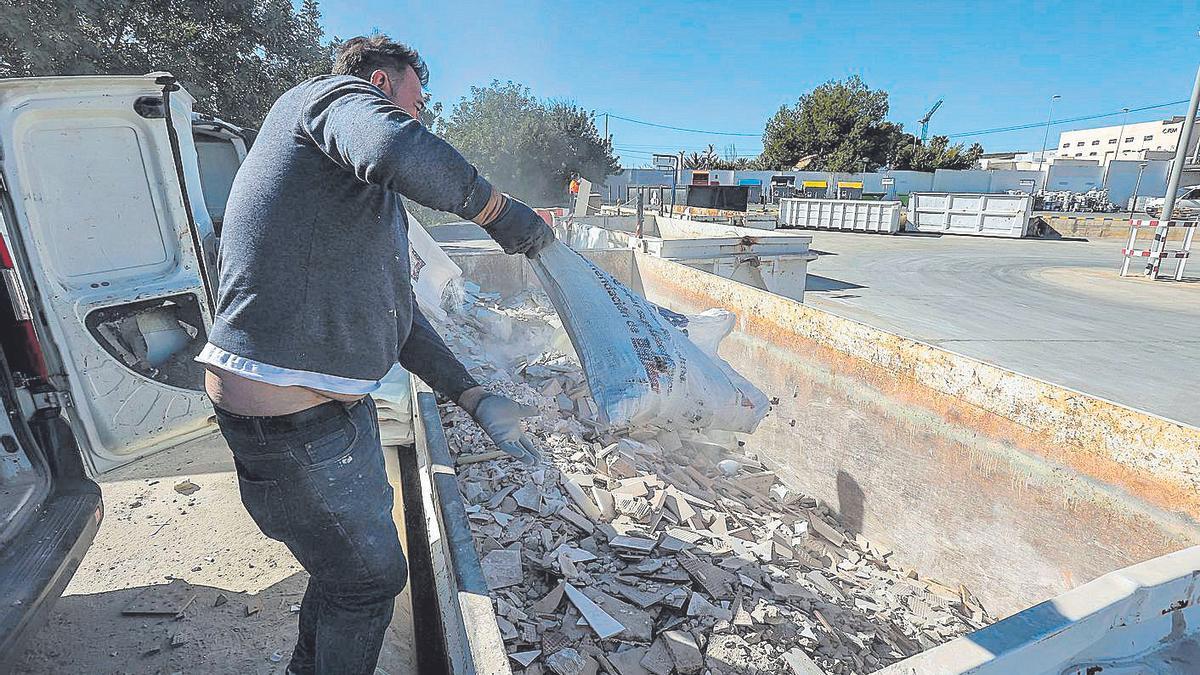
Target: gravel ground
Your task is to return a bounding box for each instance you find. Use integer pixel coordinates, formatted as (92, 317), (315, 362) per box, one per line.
(14, 430), (416, 675)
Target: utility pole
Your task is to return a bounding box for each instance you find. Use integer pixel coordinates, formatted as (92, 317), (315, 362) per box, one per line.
(1036, 94), (1061, 191)
(1160, 64), (1200, 221)
(603, 113), (608, 144)
(1148, 61), (1200, 277)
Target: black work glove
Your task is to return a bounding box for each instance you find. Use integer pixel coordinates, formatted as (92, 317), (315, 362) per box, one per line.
(470, 394), (543, 465)
(481, 195), (556, 258)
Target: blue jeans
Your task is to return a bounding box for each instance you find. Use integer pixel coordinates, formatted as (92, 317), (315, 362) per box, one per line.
(214, 397), (407, 675)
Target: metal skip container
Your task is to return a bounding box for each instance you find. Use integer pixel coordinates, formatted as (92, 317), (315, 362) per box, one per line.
(554, 215), (817, 302)
(778, 197), (902, 233)
(908, 192), (1034, 238)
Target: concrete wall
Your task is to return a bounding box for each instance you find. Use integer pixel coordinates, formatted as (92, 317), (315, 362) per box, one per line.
(932, 169), (992, 193)
(889, 170), (935, 195)
(1045, 163), (1105, 192)
(603, 163), (1174, 204)
(1106, 159), (1171, 206)
(986, 169), (1043, 193)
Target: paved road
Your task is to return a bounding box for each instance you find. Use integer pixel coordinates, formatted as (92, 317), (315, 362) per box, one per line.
(801, 231), (1200, 426)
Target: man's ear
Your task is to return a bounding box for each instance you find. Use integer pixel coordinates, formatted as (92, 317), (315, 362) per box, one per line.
(369, 69), (389, 92)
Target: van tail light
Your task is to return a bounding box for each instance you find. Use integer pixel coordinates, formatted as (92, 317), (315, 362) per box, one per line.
(0, 231), (49, 382)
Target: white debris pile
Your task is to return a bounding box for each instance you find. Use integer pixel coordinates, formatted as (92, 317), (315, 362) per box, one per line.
(437, 286), (992, 675)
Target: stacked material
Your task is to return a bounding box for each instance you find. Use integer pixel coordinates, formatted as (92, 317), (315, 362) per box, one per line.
(437, 287), (992, 675)
(1034, 189), (1119, 213)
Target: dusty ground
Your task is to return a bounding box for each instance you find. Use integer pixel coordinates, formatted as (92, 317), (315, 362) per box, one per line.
(14, 429), (416, 675)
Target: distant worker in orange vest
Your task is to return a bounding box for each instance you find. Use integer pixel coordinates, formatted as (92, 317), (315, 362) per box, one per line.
(568, 176), (580, 197)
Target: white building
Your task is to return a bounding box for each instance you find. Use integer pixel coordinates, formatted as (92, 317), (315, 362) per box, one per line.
(977, 150), (1071, 171)
(1057, 116), (1200, 167)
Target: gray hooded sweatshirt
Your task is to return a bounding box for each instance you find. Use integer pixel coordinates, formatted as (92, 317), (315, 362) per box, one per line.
(209, 75), (489, 399)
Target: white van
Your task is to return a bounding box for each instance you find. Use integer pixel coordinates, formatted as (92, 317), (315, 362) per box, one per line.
(1145, 184), (1200, 218)
(0, 73), (246, 661)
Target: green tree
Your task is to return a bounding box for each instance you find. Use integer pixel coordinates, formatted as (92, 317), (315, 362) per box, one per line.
(680, 144), (754, 171)
(0, 0), (332, 128)
(439, 80), (619, 206)
(759, 75), (902, 172)
(683, 144), (721, 170)
(889, 134), (984, 172)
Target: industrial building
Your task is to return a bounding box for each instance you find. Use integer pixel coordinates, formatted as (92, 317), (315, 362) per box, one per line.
(1057, 115), (1200, 166)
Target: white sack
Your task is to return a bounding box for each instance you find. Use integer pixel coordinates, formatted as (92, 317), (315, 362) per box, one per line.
(407, 210), (462, 322)
(530, 241), (767, 433)
(374, 213), (460, 443)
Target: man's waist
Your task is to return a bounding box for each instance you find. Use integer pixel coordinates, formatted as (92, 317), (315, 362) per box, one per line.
(199, 343), (377, 416)
(213, 397), (366, 436)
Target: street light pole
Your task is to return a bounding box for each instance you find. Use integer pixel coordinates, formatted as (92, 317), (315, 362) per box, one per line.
(1036, 94), (1061, 191)
(1129, 161), (1147, 221)
(1105, 107), (1130, 187)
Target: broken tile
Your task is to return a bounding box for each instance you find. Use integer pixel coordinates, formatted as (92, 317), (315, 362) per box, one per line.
(547, 647), (587, 675)
(663, 630), (703, 674)
(686, 591), (733, 621)
(783, 647), (827, 675)
(608, 647), (651, 675)
(734, 471), (777, 495)
(679, 557), (736, 599)
(514, 484), (542, 512)
(591, 487), (616, 521)
(563, 584), (624, 640)
(481, 548), (523, 591)
(805, 570), (846, 602)
(609, 535), (658, 554)
(557, 505), (595, 534)
(441, 291), (993, 675)
(807, 516), (846, 548)
(582, 586), (654, 641)
(611, 581), (677, 609)
(640, 636), (675, 675)
(562, 475), (602, 521)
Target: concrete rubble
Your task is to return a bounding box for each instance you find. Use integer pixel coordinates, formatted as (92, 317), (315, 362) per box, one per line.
(437, 285), (993, 674)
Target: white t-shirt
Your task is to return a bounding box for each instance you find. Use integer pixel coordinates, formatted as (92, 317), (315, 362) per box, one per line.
(196, 343), (380, 396)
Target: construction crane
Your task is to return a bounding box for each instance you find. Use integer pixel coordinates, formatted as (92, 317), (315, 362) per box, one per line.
(918, 99), (944, 142)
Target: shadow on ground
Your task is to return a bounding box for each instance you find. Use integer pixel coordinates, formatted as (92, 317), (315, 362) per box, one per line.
(16, 575), (307, 675)
(804, 274), (867, 294)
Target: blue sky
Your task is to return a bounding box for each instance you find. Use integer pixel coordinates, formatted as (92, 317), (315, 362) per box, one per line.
(315, 0), (1200, 167)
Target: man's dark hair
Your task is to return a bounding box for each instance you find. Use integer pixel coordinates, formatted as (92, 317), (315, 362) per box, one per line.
(332, 35), (429, 86)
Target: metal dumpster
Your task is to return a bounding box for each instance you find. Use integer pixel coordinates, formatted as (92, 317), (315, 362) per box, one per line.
(907, 192), (1034, 238)
(554, 214), (817, 301)
(778, 197), (902, 233)
(411, 244), (1200, 674)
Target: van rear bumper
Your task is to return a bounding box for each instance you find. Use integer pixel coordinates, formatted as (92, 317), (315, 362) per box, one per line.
(0, 482), (101, 668)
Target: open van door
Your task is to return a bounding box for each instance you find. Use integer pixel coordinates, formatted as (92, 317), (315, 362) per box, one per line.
(0, 74), (220, 475)
(0, 73), (229, 662)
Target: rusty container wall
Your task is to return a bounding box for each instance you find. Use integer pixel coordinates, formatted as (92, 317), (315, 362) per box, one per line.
(630, 252), (1200, 618)
(446, 248), (1200, 621)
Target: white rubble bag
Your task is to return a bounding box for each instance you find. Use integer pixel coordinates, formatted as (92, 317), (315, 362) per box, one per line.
(407, 210), (463, 322)
(529, 241), (768, 433)
(372, 212), (468, 446)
